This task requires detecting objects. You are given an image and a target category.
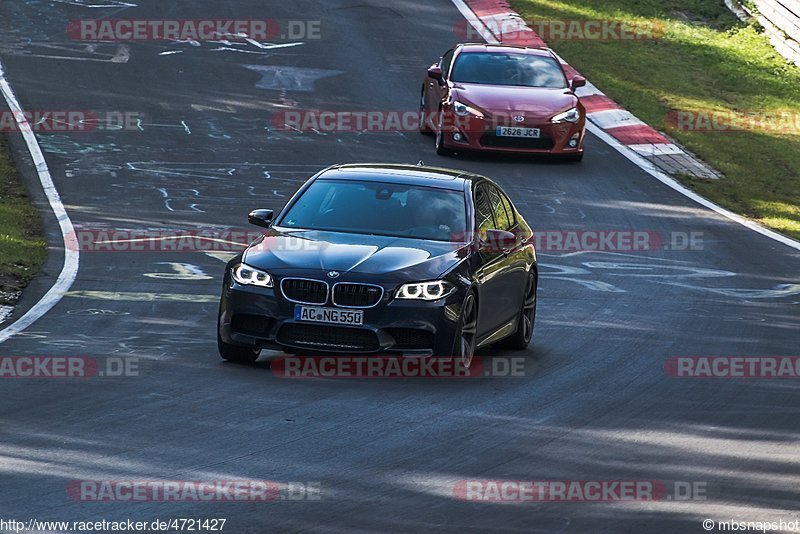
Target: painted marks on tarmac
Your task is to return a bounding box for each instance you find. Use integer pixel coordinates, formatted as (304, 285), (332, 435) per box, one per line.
(660, 282), (800, 300)
(581, 261), (735, 279)
(143, 262), (213, 281)
(86, 162), (310, 213)
(2, 1), (132, 61)
(244, 65), (344, 92)
(66, 308), (130, 316)
(77, 161), (317, 183)
(37, 136), (122, 156)
(539, 263), (626, 293)
(121, 161), (279, 181)
(158, 39), (303, 57)
(9, 331), (205, 357)
(155, 187), (205, 213)
(136, 119), (191, 135)
(0, 42), (131, 63)
(65, 290), (218, 303)
(541, 252), (797, 301)
(37, 114), (423, 166)
(49, 0), (137, 7)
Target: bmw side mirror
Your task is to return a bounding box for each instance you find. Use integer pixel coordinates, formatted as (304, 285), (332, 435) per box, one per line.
(480, 229), (517, 252)
(571, 76), (586, 91)
(428, 65), (444, 82)
(248, 209), (274, 229)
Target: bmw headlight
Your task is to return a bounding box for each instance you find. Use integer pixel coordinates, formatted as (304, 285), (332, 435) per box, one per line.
(396, 281), (455, 301)
(551, 107), (581, 123)
(231, 263), (273, 288)
(453, 101), (484, 118)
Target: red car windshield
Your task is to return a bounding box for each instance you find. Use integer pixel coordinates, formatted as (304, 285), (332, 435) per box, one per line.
(450, 52), (567, 88)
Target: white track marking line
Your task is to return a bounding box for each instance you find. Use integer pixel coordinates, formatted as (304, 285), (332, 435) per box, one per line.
(628, 143), (684, 156)
(0, 59), (80, 343)
(586, 109), (646, 130)
(451, 0), (499, 43)
(587, 121), (800, 251)
(451, 0), (800, 252)
(574, 81), (604, 97)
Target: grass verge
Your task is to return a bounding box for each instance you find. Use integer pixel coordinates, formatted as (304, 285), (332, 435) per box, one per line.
(509, 0), (800, 239)
(0, 138), (46, 307)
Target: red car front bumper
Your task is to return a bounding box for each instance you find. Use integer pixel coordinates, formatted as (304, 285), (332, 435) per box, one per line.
(439, 109), (586, 155)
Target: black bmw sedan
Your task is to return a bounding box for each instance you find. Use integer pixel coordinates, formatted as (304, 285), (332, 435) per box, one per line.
(217, 163), (538, 368)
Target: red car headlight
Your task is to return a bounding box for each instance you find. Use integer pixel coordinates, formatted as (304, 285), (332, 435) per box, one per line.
(551, 107), (581, 124)
(453, 101), (484, 119)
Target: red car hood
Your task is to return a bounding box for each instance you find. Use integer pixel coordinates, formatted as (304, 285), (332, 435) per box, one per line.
(452, 83), (578, 120)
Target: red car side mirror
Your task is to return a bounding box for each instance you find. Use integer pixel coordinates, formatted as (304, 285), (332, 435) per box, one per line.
(571, 76), (586, 90)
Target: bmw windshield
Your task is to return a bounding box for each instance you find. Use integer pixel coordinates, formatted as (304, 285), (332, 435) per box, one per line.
(278, 179), (468, 242)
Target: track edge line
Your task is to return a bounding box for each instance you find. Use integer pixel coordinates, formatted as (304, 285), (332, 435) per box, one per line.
(0, 59), (80, 344)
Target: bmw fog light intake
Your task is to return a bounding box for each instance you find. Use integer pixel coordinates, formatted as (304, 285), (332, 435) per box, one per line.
(396, 281), (455, 301)
(568, 139), (579, 148)
(453, 132), (463, 142)
(232, 263), (273, 288)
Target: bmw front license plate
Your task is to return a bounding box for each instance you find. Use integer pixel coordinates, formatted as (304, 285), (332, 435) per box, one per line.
(295, 306), (364, 326)
(496, 126), (540, 138)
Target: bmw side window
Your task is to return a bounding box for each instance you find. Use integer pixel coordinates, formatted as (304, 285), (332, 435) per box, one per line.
(499, 191), (517, 229)
(488, 186), (513, 231)
(475, 185), (496, 233)
(440, 49), (455, 79)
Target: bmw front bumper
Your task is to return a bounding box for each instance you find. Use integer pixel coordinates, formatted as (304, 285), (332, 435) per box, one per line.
(218, 274), (466, 357)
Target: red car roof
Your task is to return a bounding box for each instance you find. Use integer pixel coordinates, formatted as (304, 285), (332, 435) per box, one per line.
(456, 43), (554, 58)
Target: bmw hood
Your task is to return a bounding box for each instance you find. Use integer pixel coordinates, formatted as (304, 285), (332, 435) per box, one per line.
(242, 228), (468, 281)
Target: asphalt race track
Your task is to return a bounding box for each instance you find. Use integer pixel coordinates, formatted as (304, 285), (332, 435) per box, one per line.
(0, 1), (799, 532)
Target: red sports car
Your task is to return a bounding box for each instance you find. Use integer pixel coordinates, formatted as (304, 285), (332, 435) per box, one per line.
(420, 44), (586, 161)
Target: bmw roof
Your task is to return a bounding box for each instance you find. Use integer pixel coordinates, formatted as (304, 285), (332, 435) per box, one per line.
(318, 163), (484, 190)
